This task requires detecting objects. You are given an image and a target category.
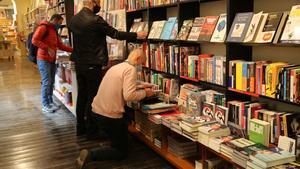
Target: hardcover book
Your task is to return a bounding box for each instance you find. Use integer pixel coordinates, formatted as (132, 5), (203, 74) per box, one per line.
(177, 19), (194, 40)
(249, 118), (270, 146)
(255, 12), (283, 43)
(281, 5), (300, 43)
(198, 16), (219, 42)
(227, 12), (253, 42)
(187, 17), (206, 41)
(202, 102), (215, 119)
(160, 17), (177, 40)
(214, 105), (228, 125)
(211, 14), (227, 43)
(244, 11), (264, 42)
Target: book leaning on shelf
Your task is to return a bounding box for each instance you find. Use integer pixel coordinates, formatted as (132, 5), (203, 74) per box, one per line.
(177, 19), (194, 40)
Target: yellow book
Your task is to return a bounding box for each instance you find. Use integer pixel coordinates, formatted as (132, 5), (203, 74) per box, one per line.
(265, 62), (287, 98)
(236, 62), (243, 90)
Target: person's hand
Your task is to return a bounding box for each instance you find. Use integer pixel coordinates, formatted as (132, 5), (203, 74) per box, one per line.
(137, 31), (148, 39)
(145, 88), (155, 97)
(48, 48), (56, 57)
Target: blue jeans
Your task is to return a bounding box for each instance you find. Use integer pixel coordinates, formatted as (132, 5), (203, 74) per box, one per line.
(37, 60), (56, 107)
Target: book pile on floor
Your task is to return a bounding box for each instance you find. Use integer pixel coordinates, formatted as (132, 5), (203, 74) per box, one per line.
(167, 135), (197, 158)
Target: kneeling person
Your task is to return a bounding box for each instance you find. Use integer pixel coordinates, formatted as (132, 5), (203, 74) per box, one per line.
(76, 49), (155, 169)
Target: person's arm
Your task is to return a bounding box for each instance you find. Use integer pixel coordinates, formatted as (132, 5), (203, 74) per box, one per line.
(57, 37), (73, 53)
(123, 68), (147, 102)
(96, 16), (138, 41)
(32, 25), (49, 51)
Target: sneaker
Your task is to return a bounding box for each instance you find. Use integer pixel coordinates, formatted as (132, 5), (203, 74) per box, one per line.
(49, 103), (60, 111)
(42, 106), (55, 113)
(76, 149), (90, 169)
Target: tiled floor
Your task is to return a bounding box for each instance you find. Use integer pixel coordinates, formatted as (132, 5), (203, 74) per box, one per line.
(0, 57), (174, 169)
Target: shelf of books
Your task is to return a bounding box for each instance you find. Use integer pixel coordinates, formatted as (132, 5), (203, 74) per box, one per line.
(54, 52), (77, 116)
(125, 0), (300, 168)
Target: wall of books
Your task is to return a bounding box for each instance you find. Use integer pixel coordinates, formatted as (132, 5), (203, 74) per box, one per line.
(125, 0), (300, 169)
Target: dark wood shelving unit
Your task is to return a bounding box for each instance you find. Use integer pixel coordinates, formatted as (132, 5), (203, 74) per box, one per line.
(125, 0), (300, 168)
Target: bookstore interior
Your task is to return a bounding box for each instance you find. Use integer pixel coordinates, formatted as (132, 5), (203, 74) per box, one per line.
(4, 0), (300, 168)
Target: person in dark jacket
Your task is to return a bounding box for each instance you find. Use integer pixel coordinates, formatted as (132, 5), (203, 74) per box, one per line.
(68, 0), (147, 137)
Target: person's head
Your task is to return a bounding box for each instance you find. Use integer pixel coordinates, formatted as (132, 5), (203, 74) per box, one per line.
(127, 49), (146, 66)
(82, 0), (101, 14)
(49, 14), (64, 30)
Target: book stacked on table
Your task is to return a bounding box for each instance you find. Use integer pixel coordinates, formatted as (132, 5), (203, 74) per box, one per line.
(208, 135), (239, 153)
(220, 138), (255, 159)
(167, 135), (197, 158)
(198, 122), (231, 146)
(179, 115), (215, 141)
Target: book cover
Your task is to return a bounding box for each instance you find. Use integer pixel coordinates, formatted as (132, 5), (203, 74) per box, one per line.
(177, 19), (194, 40)
(148, 21), (159, 39)
(188, 55), (199, 79)
(215, 105), (228, 125)
(249, 118), (270, 146)
(255, 12), (283, 43)
(187, 91), (205, 116)
(211, 14), (227, 43)
(281, 5), (300, 43)
(273, 11), (289, 44)
(202, 102), (215, 119)
(187, 17), (206, 41)
(169, 21), (178, 40)
(244, 11), (264, 42)
(198, 16), (219, 42)
(160, 17), (177, 40)
(227, 12), (253, 42)
(153, 20), (166, 39)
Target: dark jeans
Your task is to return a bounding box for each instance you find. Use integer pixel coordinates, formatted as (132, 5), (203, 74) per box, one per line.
(90, 113), (128, 161)
(75, 65), (102, 135)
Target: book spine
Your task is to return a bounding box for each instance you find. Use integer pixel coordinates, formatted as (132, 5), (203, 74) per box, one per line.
(290, 69), (295, 102)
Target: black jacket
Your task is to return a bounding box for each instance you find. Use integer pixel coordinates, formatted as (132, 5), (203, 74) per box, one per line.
(69, 8), (137, 66)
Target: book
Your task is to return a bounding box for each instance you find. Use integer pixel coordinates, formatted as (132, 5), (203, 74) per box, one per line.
(273, 11), (289, 44)
(244, 11), (264, 42)
(255, 12), (283, 43)
(130, 18), (142, 32)
(227, 12), (253, 42)
(187, 17), (206, 41)
(187, 91), (205, 116)
(160, 17), (177, 40)
(153, 20), (166, 39)
(281, 5), (300, 43)
(214, 105), (228, 125)
(177, 19), (193, 40)
(148, 21), (160, 39)
(188, 55), (199, 79)
(249, 118), (271, 146)
(202, 102), (215, 119)
(169, 20), (178, 39)
(210, 14), (227, 43)
(249, 147), (296, 168)
(198, 16), (219, 42)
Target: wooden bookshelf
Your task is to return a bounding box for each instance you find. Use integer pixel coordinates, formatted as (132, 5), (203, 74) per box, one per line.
(128, 124), (195, 169)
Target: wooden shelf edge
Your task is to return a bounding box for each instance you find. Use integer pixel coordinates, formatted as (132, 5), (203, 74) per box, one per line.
(128, 124), (195, 169)
(228, 88), (259, 97)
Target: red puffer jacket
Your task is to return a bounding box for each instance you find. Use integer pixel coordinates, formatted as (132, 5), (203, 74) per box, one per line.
(32, 21), (73, 62)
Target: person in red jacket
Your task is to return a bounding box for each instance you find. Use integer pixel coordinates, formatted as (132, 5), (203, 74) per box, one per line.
(32, 14), (73, 113)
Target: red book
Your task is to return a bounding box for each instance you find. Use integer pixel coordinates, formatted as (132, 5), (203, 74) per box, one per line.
(198, 16), (219, 42)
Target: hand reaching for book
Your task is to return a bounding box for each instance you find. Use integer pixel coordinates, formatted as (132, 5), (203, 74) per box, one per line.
(137, 31), (148, 39)
(145, 88), (155, 97)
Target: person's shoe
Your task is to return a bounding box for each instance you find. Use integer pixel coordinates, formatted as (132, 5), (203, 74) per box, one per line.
(76, 149), (90, 169)
(49, 103), (60, 111)
(42, 106), (55, 113)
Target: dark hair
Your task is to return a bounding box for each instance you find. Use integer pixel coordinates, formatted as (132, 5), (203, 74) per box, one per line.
(50, 14), (63, 21)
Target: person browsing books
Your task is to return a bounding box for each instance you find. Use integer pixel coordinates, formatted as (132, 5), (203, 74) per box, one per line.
(68, 0), (148, 137)
(75, 49), (155, 169)
(32, 14), (73, 113)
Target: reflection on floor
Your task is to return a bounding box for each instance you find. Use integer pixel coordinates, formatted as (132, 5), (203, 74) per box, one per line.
(0, 57), (174, 169)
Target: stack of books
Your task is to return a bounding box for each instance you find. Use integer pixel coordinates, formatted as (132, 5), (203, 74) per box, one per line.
(198, 122), (231, 146)
(208, 135), (239, 153)
(134, 111), (161, 141)
(142, 102), (177, 114)
(179, 115), (215, 141)
(232, 144), (266, 168)
(220, 138), (255, 159)
(167, 135), (197, 158)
